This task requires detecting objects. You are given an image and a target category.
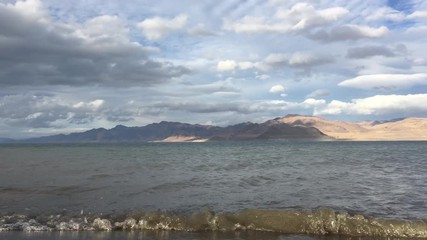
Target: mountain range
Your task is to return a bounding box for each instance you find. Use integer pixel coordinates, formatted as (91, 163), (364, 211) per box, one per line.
(5, 115), (427, 143)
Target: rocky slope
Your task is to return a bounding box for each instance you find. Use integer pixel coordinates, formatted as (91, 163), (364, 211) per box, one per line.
(277, 115), (427, 141)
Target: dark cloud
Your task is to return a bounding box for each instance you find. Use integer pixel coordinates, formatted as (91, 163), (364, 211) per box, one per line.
(0, 3), (189, 87)
(346, 45), (396, 59)
(264, 53), (334, 70)
(0, 94), (72, 128)
(308, 25), (388, 42)
(146, 100), (301, 115)
(149, 101), (254, 114)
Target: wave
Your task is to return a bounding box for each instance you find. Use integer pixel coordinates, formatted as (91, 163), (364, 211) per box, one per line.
(1, 208), (426, 238)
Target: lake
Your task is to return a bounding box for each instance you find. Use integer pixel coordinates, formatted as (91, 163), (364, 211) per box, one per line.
(1, 141), (426, 239)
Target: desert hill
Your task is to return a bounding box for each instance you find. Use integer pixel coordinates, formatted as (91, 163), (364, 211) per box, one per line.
(277, 115), (427, 141)
(4, 115), (427, 143)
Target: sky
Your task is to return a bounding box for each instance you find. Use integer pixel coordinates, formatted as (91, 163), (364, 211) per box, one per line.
(1, 0), (427, 138)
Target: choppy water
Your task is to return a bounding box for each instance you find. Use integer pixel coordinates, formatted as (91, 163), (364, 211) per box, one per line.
(0, 141), (427, 239)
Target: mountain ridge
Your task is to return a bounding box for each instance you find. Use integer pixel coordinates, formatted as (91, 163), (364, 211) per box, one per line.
(3, 115), (427, 143)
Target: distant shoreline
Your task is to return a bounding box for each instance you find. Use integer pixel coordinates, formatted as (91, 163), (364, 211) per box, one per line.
(2, 115), (427, 143)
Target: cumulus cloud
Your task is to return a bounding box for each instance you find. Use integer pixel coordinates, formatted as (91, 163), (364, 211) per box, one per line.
(346, 45), (396, 59)
(223, 3), (347, 33)
(275, 3), (348, 31)
(0, 0), (189, 87)
(264, 52), (334, 69)
(269, 84), (285, 94)
(216, 60), (256, 72)
(217, 60), (238, 72)
(302, 98), (326, 108)
(137, 14), (188, 40)
(338, 73), (427, 90)
(309, 25), (389, 42)
(238, 61), (255, 70)
(314, 94), (427, 116)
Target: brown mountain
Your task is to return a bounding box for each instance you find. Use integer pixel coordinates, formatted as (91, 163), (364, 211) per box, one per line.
(17, 118), (329, 143)
(277, 115), (427, 141)
(10, 115), (427, 143)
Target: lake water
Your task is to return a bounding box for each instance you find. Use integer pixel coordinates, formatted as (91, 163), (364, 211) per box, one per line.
(1, 141), (426, 239)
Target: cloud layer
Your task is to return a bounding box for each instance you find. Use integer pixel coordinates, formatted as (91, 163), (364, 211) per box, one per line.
(0, 0), (426, 138)
(339, 74), (427, 90)
(137, 14), (188, 40)
(314, 94), (427, 116)
(0, 0), (189, 87)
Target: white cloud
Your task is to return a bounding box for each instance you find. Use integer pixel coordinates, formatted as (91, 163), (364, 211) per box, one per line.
(216, 60), (255, 72)
(303, 98), (326, 108)
(269, 84), (285, 93)
(223, 3), (347, 33)
(216, 60), (238, 72)
(406, 26), (427, 33)
(314, 94), (427, 116)
(11, 0), (45, 20)
(367, 7), (406, 22)
(238, 61), (254, 70)
(73, 99), (104, 110)
(137, 14), (188, 40)
(88, 99), (105, 109)
(289, 52), (313, 66)
(306, 89), (330, 98)
(343, 25), (389, 38)
(276, 3), (348, 31)
(407, 11), (427, 19)
(368, 7), (427, 22)
(255, 73), (270, 80)
(338, 73), (427, 90)
(78, 15), (130, 46)
(265, 54), (288, 64)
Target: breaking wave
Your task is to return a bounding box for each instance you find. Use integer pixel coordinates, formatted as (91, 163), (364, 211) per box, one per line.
(1, 208), (427, 238)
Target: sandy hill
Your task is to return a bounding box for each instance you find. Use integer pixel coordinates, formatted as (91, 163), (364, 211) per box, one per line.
(276, 115), (427, 141)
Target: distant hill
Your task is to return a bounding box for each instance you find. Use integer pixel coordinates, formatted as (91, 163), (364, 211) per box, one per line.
(277, 115), (427, 141)
(14, 118), (330, 143)
(4, 115), (427, 143)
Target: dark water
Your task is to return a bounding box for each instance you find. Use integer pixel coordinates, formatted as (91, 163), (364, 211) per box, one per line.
(1, 141), (427, 239)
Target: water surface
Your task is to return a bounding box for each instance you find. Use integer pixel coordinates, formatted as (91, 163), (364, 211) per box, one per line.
(1, 141), (426, 239)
